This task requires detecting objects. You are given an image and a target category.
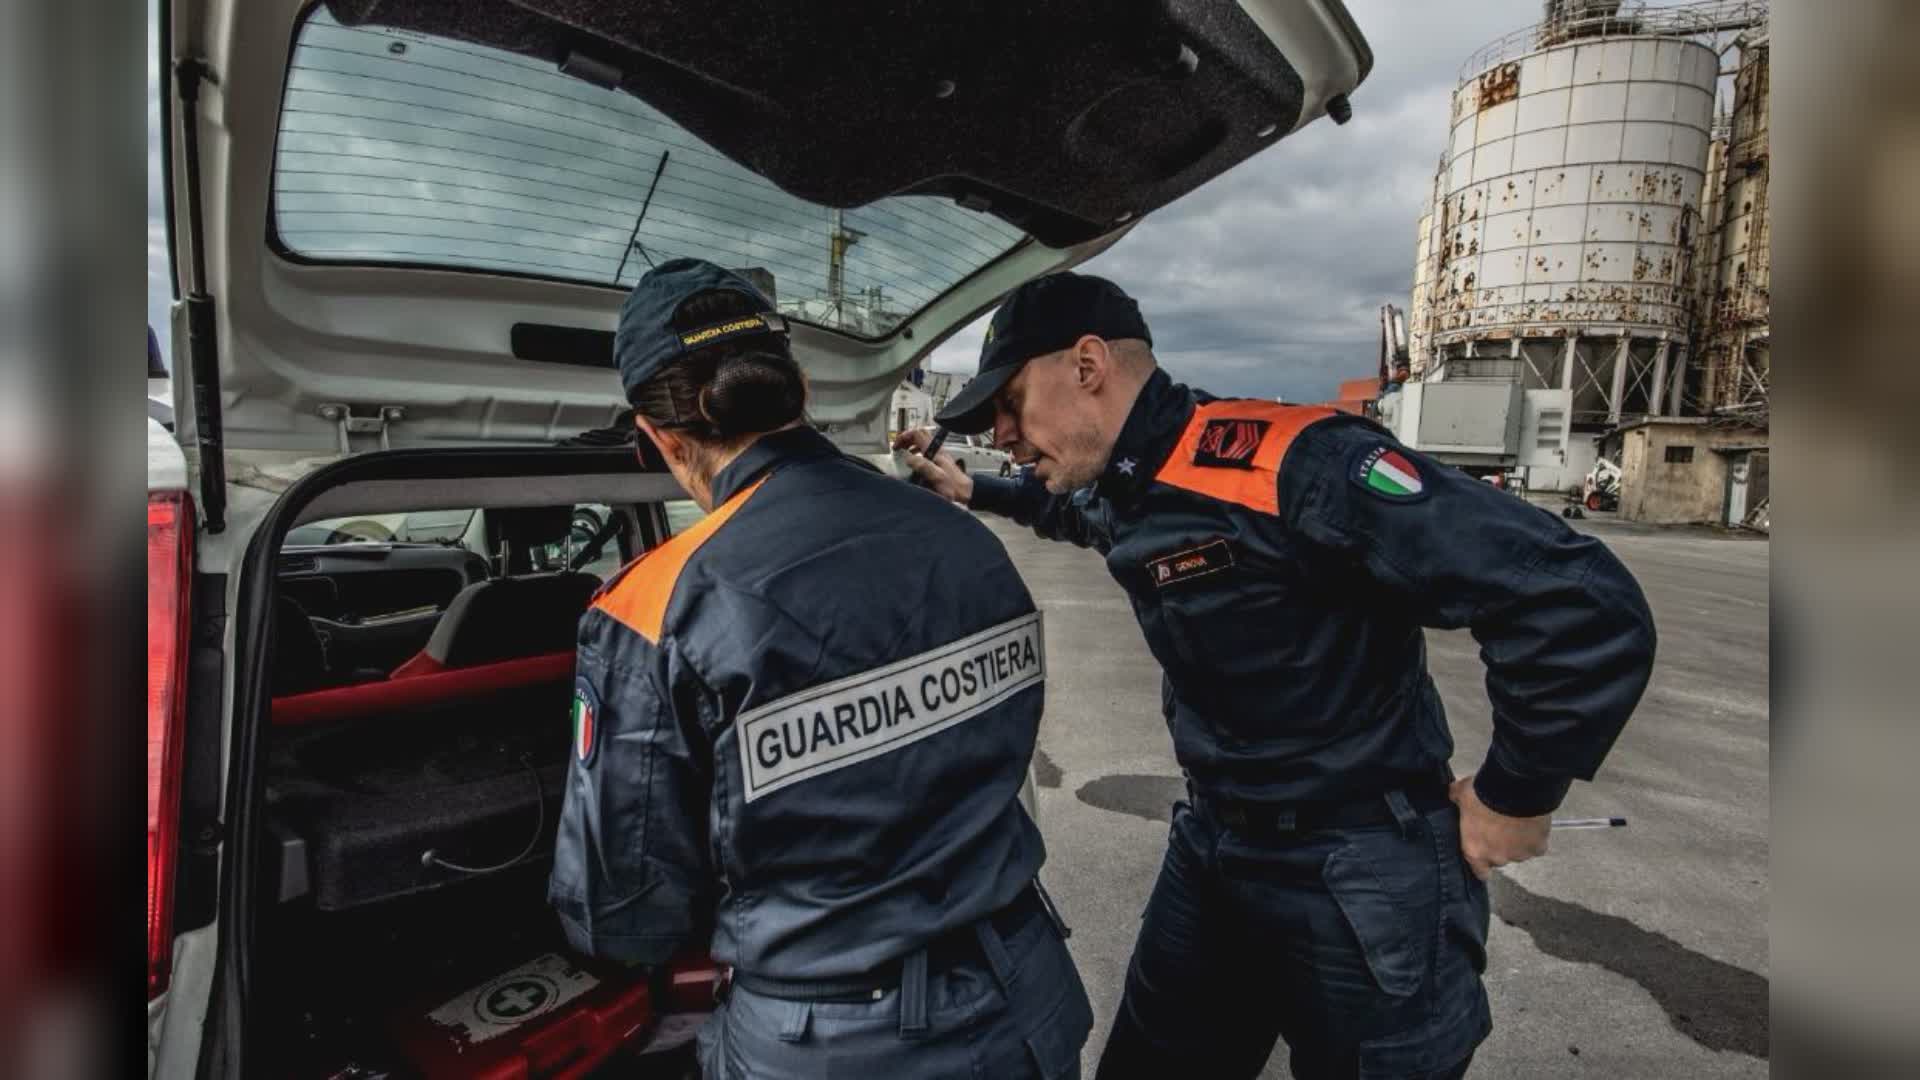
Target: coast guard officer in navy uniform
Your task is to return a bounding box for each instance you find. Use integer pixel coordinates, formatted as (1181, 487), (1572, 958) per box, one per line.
(897, 272), (1656, 1079)
(551, 259), (1091, 1078)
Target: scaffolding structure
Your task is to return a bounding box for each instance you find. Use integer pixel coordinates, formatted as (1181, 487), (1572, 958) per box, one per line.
(1691, 30), (1769, 423)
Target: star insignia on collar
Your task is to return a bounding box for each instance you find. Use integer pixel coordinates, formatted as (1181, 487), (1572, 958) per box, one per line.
(1115, 457), (1137, 476)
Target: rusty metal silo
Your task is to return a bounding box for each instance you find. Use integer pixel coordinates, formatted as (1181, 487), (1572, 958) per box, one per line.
(1430, 13), (1719, 427)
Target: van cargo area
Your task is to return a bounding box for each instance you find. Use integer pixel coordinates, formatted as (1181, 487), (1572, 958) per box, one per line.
(259, 671), (716, 1078)
(245, 484), (715, 1078)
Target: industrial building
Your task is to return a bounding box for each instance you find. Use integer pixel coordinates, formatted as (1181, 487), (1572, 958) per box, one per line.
(1598, 416), (1768, 525)
(1386, 0), (1769, 525)
(890, 369), (972, 440)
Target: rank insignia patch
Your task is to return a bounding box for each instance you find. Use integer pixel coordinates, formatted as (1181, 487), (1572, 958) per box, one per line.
(1193, 419), (1269, 468)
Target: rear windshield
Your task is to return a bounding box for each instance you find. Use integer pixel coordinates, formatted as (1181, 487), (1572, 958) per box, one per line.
(272, 9), (1028, 337)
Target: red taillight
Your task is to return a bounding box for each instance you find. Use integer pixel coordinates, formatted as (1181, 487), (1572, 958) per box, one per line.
(149, 491), (193, 999)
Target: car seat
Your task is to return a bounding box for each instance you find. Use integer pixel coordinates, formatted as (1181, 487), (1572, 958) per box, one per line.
(389, 506), (601, 677)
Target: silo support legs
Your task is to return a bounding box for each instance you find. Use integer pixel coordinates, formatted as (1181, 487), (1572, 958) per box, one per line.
(1650, 341), (1671, 416)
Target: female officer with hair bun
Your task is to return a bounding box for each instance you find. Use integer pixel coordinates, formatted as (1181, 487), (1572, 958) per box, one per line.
(550, 258), (1090, 1078)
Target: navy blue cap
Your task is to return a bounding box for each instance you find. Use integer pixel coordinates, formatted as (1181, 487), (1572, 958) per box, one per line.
(935, 271), (1151, 434)
(615, 258), (789, 399)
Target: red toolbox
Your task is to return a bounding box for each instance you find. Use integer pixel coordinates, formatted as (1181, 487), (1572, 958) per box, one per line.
(382, 951), (721, 1078)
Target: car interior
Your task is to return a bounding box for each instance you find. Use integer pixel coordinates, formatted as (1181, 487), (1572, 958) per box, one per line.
(255, 478), (717, 1076)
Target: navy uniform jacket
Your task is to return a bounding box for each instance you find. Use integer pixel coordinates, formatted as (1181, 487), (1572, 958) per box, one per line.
(550, 427), (1047, 978)
(970, 369), (1656, 816)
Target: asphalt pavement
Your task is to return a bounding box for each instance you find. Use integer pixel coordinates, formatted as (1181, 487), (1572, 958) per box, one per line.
(990, 506), (1770, 1078)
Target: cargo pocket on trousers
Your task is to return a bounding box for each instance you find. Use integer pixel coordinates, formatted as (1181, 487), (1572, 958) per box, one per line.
(1357, 1001), (1490, 1080)
(1024, 977), (1093, 1079)
(1322, 844), (1423, 998)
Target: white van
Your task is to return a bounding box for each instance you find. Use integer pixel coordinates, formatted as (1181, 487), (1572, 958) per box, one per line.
(147, 1), (1370, 1074)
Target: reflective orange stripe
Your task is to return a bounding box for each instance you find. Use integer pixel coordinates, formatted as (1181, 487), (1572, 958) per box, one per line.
(593, 476), (770, 641)
(1152, 401), (1338, 516)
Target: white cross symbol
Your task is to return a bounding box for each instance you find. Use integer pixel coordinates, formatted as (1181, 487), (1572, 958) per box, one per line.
(487, 984), (545, 1018)
(1116, 457), (1137, 476)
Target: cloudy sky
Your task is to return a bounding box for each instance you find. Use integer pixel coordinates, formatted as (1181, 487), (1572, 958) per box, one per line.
(147, 0), (1542, 403)
(922, 0), (1542, 400)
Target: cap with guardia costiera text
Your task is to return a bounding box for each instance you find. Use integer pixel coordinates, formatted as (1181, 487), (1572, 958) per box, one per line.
(935, 271), (1151, 434)
(615, 257), (791, 400)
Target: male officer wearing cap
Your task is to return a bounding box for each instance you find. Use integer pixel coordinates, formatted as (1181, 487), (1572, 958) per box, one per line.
(896, 272), (1656, 1079)
(552, 258), (1091, 1077)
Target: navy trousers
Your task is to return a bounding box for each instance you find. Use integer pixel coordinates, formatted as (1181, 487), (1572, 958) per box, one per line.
(1095, 793), (1492, 1080)
(699, 903), (1091, 1079)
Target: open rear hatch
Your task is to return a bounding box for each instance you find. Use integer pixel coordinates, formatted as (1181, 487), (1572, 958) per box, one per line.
(164, 0), (1369, 464)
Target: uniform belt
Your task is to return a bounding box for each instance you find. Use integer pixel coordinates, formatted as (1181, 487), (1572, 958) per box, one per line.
(726, 886), (1048, 1004)
(1194, 777), (1453, 836)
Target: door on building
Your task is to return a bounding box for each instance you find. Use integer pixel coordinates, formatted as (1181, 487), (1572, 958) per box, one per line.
(1725, 452), (1751, 526)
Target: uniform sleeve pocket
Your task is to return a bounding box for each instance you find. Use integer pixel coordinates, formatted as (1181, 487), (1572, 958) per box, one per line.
(1322, 844), (1423, 998)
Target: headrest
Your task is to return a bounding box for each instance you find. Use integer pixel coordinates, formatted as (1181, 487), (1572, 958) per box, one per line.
(490, 506), (575, 573)
(422, 573), (603, 668)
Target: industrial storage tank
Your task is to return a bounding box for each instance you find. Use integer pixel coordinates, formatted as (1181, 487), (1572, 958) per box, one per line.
(1424, 11), (1721, 427)
(1406, 163), (1444, 375)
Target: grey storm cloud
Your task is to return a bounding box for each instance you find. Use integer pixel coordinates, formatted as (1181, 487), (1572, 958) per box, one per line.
(929, 0), (1543, 402)
(148, 0), (1542, 395)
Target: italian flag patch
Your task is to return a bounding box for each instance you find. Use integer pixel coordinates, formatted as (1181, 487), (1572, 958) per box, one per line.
(1357, 446), (1425, 500)
(572, 679), (599, 766)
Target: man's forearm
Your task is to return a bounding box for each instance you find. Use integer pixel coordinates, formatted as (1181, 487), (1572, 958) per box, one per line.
(1471, 740), (1576, 818)
(1470, 545), (1657, 817)
(970, 471), (1107, 550)
(967, 472), (1026, 515)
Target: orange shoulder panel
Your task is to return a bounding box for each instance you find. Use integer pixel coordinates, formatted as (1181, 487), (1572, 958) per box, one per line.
(1153, 401), (1339, 516)
(592, 475), (770, 641)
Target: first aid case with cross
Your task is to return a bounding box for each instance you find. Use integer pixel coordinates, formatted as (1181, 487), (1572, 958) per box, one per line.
(385, 949), (723, 1077)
